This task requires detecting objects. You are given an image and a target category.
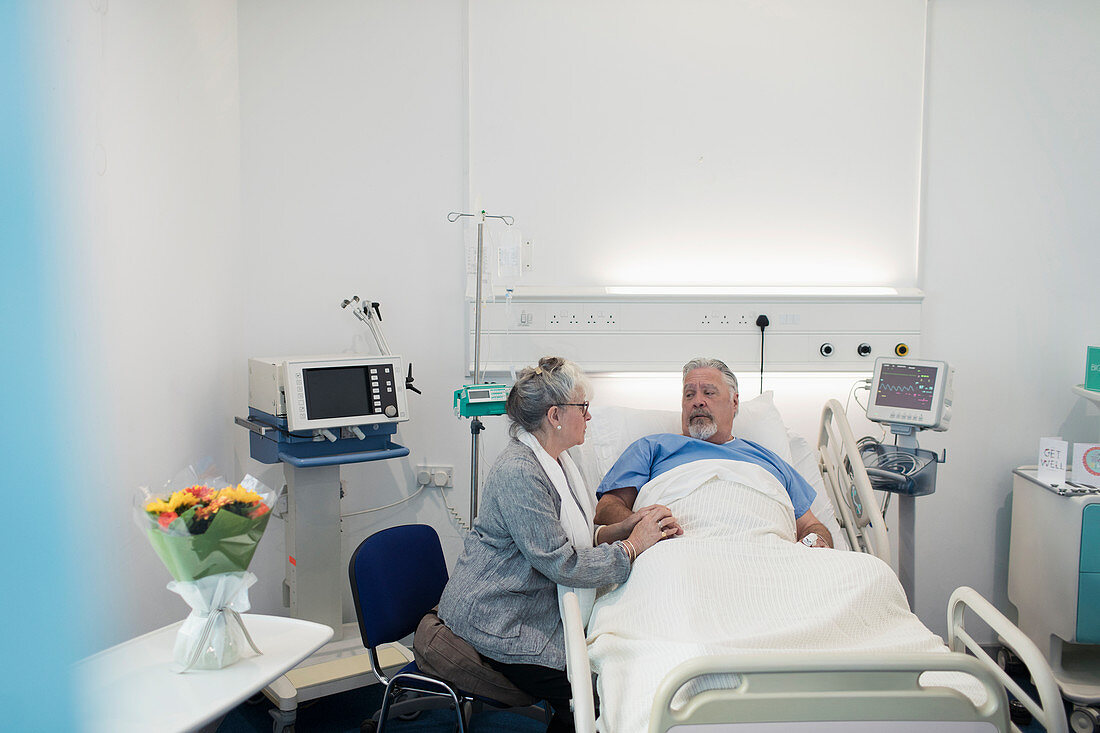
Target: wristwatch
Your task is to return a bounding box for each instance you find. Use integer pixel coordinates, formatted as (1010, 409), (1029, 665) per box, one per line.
(800, 532), (820, 547)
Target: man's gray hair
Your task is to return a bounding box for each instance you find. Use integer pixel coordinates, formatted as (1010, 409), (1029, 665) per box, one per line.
(682, 357), (739, 397)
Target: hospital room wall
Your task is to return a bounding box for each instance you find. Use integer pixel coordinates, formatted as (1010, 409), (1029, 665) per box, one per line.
(913, 0), (1100, 636)
(39, 0), (247, 653)
(234, 0), (475, 628)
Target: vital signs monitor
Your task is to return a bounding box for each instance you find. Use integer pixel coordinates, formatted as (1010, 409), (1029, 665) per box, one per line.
(865, 357), (954, 431)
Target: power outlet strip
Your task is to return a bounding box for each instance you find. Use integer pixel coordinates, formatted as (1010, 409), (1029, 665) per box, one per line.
(416, 465), (454, 488)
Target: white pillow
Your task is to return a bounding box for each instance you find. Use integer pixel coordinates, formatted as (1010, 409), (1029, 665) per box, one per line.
(730, 391), (795, 465)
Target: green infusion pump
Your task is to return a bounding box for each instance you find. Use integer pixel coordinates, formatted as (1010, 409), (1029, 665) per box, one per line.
(454, 383), (508, 417)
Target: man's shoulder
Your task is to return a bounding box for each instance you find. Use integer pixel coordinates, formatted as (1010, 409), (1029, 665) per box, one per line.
(729, 436), (780, 459)
(631, 432), (688, 448)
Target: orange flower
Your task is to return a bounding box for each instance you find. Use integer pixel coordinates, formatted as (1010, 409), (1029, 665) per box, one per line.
(158, 511), (178, 529)
(248, 503), (271, 519)
(184, 485), (215, 501)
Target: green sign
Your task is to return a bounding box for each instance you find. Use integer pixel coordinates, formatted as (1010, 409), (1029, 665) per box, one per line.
(1087, 346), (1100, 392)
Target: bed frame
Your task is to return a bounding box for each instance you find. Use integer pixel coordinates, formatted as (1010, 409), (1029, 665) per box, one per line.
(817, 398), (890, 562)
(560, 399), (1068, 733)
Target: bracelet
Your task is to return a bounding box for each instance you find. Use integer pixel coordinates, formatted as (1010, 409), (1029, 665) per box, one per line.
(620, 539), (637, 562)
(594, 525), (604, 545)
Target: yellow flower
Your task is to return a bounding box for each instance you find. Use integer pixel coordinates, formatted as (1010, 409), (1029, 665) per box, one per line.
(218, 484), (262, 505)
(145, 499), (172, 515)
(168, 490), (201, 513)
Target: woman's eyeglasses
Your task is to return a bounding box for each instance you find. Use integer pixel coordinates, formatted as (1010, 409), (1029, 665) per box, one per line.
(557, 402), (590, 416)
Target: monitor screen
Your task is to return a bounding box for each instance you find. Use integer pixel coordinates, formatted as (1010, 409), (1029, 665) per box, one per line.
(873, 362), (938, 412)
(303, 366), (373, 419)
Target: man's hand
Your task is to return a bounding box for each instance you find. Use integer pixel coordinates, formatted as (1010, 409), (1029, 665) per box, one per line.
(794, 509), (833, 548)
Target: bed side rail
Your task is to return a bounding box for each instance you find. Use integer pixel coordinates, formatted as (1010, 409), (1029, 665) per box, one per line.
(561, 591), (596, 733)
(649, 651), (1009, 733)
(817, 398), (890, 563)
(948, 586), (1068, 733)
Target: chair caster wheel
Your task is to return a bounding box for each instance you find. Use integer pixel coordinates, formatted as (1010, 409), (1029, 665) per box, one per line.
(1070, 705), (1100, 733)
(359, 719), (379, 733)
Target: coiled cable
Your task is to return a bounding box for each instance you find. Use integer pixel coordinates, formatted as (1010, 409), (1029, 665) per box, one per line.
(856, 435), (936, 500)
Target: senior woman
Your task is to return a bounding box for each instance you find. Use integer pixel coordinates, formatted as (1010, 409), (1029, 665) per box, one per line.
(437, 356), (679, 732)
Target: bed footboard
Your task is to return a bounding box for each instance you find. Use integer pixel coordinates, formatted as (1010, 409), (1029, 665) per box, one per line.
(818, 398), (890, 563)
(648, 651), (1010, 732)
(948, 586), (1068, 733)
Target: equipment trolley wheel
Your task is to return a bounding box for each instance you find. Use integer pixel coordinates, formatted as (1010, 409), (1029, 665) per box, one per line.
(1070, 705), (1100, 733)
(996, 646), (1027, 677)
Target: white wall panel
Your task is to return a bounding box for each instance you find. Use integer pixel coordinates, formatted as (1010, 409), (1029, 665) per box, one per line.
(468, 0), (927, 289)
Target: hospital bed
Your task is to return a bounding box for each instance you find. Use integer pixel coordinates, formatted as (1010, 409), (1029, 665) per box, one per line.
(562, 393), (1067, 733)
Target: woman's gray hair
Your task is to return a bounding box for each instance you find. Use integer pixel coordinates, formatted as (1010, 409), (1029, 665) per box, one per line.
(682, 357), (739, 398)
(507, 356), (590, 437)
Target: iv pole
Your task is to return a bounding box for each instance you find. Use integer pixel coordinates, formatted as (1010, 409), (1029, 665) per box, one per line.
(448, 210), (514, 523)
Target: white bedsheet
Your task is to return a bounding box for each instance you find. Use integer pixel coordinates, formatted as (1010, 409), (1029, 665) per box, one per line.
(586, 460), (975, 733)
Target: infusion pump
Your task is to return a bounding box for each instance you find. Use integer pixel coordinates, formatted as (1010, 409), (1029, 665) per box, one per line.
(249, 354), (409, 433)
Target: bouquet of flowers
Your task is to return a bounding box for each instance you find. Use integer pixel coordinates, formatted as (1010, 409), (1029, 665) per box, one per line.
(136, 469), (274, 671)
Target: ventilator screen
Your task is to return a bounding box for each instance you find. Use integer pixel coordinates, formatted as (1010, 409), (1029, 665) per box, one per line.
(303, 366), (373, 419)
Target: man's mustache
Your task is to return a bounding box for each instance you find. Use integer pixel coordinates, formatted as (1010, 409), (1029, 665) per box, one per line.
(689, 409), (713, 421)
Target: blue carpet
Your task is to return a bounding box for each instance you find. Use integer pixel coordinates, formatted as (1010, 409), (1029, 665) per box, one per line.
(217, 685), (548, 733)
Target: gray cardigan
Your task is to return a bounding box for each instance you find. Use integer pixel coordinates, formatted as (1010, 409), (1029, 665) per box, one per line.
(437, 439), (631, 670)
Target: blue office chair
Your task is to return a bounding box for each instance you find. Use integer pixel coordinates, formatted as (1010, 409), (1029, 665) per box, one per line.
(348, 523), (547, 732)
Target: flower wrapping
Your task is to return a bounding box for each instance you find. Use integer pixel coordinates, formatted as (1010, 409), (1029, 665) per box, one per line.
(136, 468), (274, 671)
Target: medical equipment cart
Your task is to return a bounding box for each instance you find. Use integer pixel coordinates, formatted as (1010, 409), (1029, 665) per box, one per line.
(237, 350), (415, 733)
(1008, 466), (1100, 731)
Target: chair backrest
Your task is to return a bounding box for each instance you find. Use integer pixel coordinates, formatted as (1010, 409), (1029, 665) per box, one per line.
(349, 523), (450, 649)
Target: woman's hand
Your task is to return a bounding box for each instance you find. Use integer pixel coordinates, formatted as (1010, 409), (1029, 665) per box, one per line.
(598, 504), (683, 545)
(626, 505), (681, 555)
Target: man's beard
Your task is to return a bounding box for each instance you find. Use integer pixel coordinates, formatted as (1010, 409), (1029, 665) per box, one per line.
(687, 415), (717, 440)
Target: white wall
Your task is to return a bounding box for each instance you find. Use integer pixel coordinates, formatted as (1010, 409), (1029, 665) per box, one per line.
(468, 0), (928, 289)
(235, 0), (472, 624)
(915, 0), (1100, 634)
(43, 0), (244, 653)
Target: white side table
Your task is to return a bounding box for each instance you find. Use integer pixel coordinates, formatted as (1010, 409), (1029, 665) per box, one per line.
(74, 614), (333, 733)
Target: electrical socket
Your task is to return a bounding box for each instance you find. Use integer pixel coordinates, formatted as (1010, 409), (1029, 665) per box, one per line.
(584, 310), (617, 328)
(416, 464), (454, 488)
(544, 308), (615, 330)
(700, 311), (739, 328)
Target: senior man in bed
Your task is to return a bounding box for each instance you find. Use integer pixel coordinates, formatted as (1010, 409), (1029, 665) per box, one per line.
(593, 356), (832, 548)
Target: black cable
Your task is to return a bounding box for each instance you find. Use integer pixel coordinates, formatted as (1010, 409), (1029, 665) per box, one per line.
(755, 314), (769, 393)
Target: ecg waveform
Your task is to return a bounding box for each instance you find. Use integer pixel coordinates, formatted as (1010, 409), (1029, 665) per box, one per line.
(875, 364), (938, 410)
(879, 383), (932, 395)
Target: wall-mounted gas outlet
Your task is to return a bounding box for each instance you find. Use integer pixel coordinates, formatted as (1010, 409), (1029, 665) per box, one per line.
(416, 465), (454, 488)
